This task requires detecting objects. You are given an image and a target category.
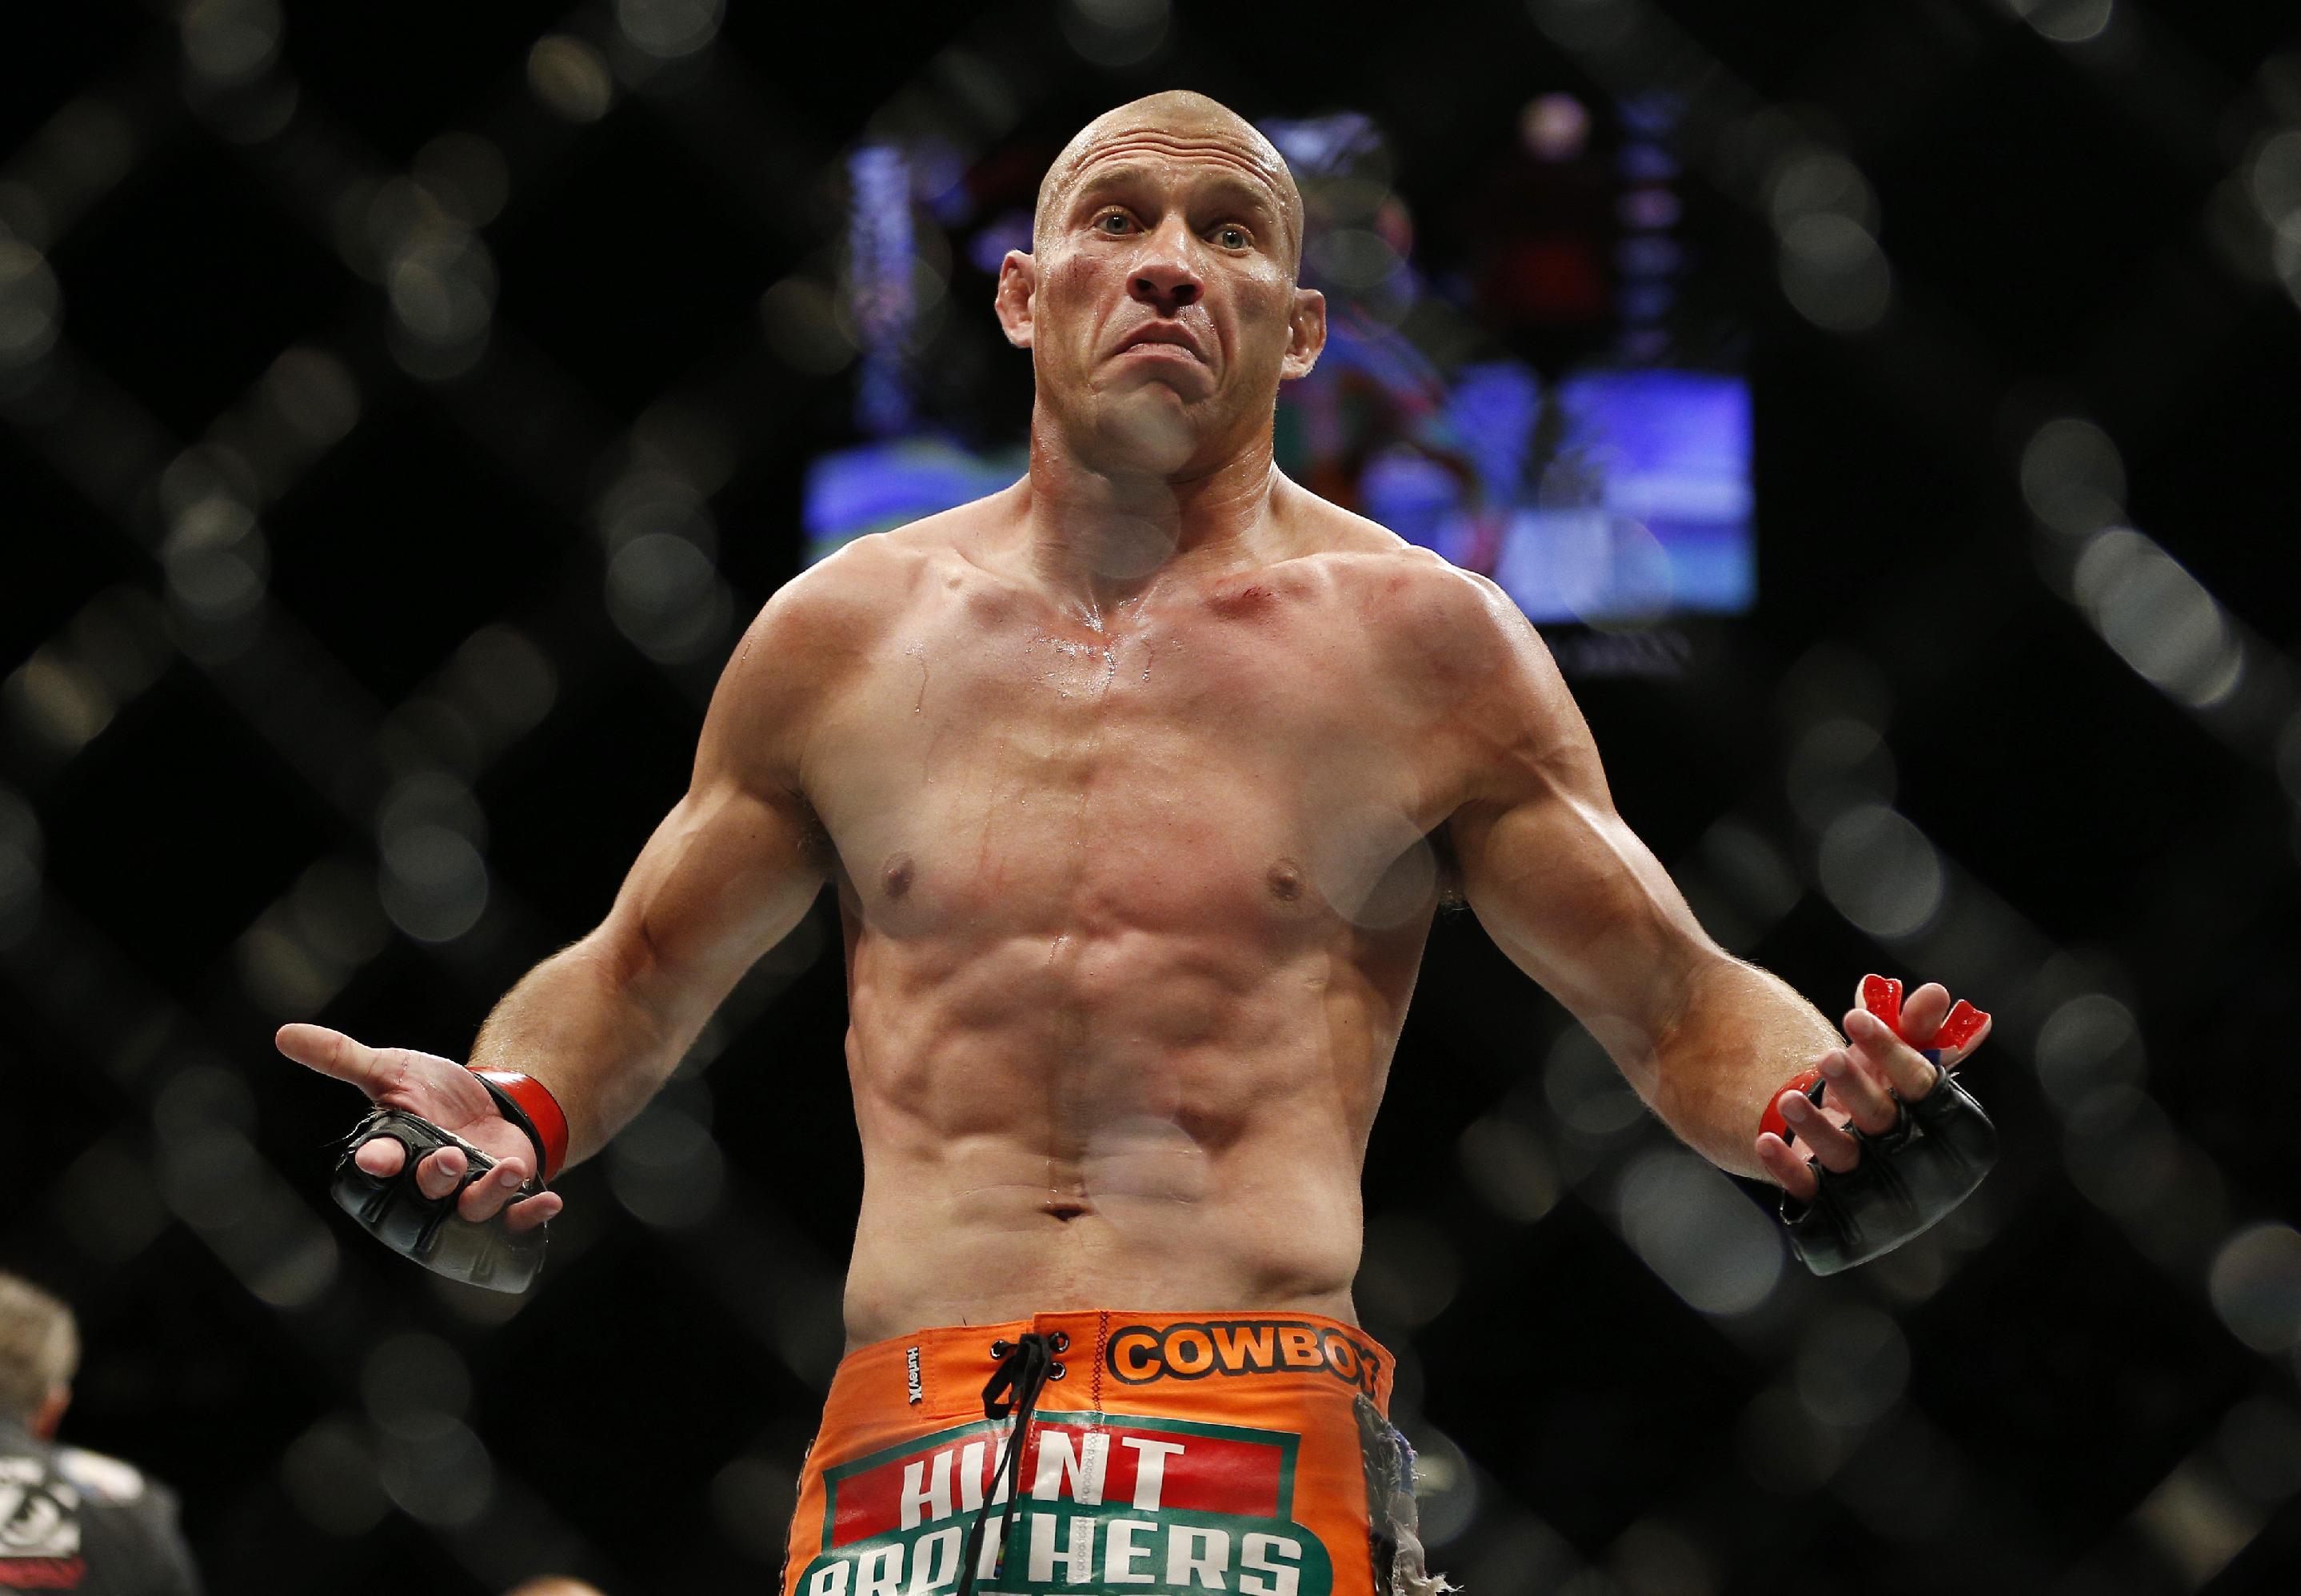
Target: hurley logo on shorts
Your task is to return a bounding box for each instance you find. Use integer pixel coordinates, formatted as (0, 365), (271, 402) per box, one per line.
(905, 1347), (923, 1406)
(1105, 1320), (1385, 1398)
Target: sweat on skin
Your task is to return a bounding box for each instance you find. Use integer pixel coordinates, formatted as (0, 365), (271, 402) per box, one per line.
(272, 86), (1974, 1360)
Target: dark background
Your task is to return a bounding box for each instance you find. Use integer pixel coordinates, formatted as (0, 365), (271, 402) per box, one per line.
(5, 1), (2300, 1592)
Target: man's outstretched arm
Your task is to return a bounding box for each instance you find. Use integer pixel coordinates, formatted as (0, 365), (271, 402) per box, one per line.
(277, 561), (866, 1227)
(1436, 572), (1852, 1188)
(460, 676), (828, 1168)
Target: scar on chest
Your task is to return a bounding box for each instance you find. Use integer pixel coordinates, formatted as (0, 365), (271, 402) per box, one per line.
(881, 852), (916, 898)
(1265, 856), (1305, 902)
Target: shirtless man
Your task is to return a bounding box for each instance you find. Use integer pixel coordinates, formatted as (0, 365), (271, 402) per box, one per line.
(278, 93), (1995, 1596)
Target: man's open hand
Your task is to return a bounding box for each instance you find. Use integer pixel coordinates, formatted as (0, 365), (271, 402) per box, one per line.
(275, 1024), (563, 1233)
(1754, 982), (1993, 1203)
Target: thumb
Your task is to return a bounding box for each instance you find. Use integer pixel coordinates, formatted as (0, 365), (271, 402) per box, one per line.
(275, 1023), (392, 1095)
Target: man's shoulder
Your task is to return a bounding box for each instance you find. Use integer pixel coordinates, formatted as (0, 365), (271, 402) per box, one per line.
(1280, 498), (1535, 671)
(54, 1443), (174, 1510)
(760, 493), (1007, 642)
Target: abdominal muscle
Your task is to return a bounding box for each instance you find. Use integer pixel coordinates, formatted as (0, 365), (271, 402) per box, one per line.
(833, 916), (1417, 1351)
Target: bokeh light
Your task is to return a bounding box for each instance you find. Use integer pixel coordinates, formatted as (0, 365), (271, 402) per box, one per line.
(2, 4), (2297, 1592)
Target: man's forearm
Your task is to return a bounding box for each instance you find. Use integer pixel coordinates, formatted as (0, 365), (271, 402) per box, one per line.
(1640, 952), (1843, 1179)
(465, 933), (693, 1169)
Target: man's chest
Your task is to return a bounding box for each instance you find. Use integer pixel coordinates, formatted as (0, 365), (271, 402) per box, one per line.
(805, 588), (1461, 932)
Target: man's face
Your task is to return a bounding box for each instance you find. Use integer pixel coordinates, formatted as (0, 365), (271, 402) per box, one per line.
(997, 110), (1324, 477)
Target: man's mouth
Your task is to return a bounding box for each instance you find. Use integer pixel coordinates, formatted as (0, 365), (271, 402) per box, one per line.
(1114, 325), (1206, 364)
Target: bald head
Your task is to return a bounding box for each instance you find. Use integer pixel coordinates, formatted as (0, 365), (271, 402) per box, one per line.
(1033, 91), (1305, 273)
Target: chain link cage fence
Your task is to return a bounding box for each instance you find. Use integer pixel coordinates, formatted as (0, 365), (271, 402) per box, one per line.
(4, 1), (2300, 1592)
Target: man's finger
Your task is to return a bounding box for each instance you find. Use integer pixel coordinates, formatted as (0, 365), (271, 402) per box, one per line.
(1844, 1006), (1940, 1101)
(413, 1146), (467, 1201)
(1899, 983), (1951, 1047)
(503, 1191), (562, 1234)
(1817, 1047), (1899, 1135)
(456, 1158), (532, 1223)
(1756, 1132), (1818, 1202)
(276, 1023), (391, 1092)
(354, 1138), (406, 1179)
(1780, 1089), (1861, 1172)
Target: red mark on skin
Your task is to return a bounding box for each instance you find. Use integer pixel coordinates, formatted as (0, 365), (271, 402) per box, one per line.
(1207, 582), (1276, 619)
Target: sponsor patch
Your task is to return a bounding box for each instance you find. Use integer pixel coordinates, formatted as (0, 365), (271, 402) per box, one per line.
(1106, 1319), (1385, 1398)
(797, 1411), (1333, 1595)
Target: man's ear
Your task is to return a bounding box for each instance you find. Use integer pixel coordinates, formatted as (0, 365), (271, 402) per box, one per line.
(1280, 286), (1326, 382)
(994, 250), (1037, 349)
(32, 1384), (68, 1441)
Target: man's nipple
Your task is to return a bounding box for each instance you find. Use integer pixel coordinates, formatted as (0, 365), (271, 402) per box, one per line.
(882, 852), (916, 899)
(1266, 857), (1305, 903)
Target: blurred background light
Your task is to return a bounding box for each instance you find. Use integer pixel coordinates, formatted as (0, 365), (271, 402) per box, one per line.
(0, 240), (60, 369)
(2006, 0), (2115, 47)
(527, 35), (616, 123)
(4, 3), (2299, 1590)
(1777, 212), (1892, 333)
(2211, 1224), (2301, 1355)
(178, 0), (283, 90)
(362, 1332), (473, 1443)
(378, 1421), (495, 1528)
(2019, 416), (2126, 538)
(1061, 0), (1171, 69)
(607, 1097), (727, 1229)
(279, 1417), (390, 1538)
(2216, 1397), (2301, 1503)
(1543, 1023), (1648, 1143)
(0, 784), (42, 947)
(2071, 527), (2246, 709)
(379, 824), (491, 944)
(1614, 1149), (1784, 1316)
(614, 0), (726, 63)
(2032, 991), (2145, 1117)
(1816, 804), (1944, 941)
(1356, 1214), (1464, 1333)
(710, 1450), (802, 1566)
(1792, 1305), (1910, 1430)
(1521, 94), (1592, 163)
(1456, 1113), (1561, 1224)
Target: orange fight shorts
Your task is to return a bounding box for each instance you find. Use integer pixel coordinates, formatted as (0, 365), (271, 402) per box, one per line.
(781, 1310), (1451, 1595)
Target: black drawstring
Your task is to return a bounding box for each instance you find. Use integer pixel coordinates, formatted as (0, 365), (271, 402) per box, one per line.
(957, 1331), (1067, 1595)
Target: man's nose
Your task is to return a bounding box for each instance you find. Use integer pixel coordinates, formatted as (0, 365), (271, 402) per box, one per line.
(1129, 220), (1203, 313)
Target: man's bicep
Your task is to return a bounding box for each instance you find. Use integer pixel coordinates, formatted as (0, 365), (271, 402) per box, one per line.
(1446, 600), (1719, 1058)
(586, 590), (837, 1014)
(601, 773), (826, 994)
(1456, 788), (1713, 1043)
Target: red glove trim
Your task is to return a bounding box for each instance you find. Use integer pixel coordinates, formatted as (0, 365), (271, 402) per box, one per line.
(470, 1069), (569, 1181)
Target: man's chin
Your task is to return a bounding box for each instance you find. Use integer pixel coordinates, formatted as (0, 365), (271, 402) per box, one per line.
(1093, 388), (1204, 476)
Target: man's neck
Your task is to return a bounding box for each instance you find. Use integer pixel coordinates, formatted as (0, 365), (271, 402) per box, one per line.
(1018, 417), (1284, 612)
